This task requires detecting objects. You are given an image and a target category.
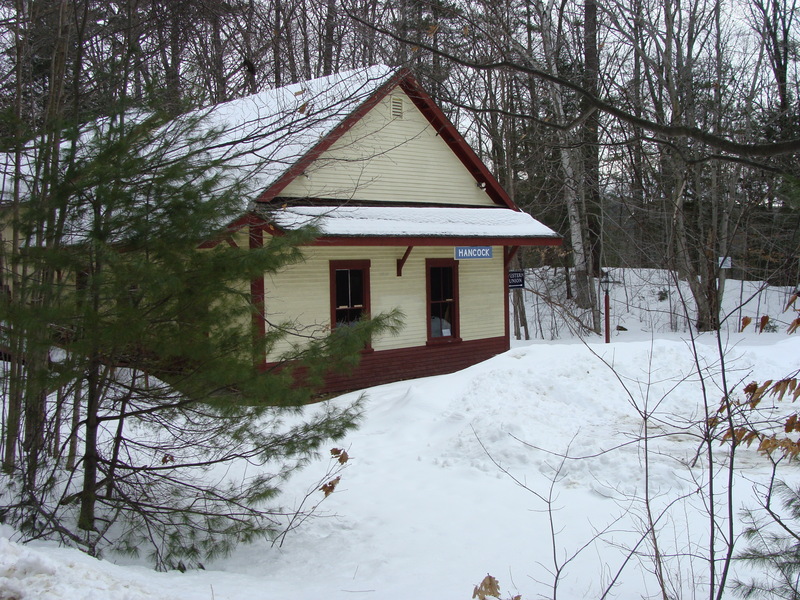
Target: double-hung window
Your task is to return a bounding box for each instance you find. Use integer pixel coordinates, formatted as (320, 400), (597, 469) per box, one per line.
(330, 260), (370, 328)
(427, 258), (459, 341)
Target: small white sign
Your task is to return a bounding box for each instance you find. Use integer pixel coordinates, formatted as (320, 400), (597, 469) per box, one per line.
(718, 257), (732, 269)
(455, 246), (493, 260)
(508, 270), (525, 289)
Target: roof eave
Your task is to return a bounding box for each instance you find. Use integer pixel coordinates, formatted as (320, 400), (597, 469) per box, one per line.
(201, 209), (562, 249)
(303, 235), (562, 247)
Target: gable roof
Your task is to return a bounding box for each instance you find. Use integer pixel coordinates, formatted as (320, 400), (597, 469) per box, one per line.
(202, 65), (518, 210)
(1, 65), (560, 246)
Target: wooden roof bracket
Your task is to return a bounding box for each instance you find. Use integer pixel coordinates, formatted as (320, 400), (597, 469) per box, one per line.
(504, 246), (520, 267)
(396, 246), (414, 276)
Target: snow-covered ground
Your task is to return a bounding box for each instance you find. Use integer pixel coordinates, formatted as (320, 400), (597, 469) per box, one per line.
(2, 273), (799, 599)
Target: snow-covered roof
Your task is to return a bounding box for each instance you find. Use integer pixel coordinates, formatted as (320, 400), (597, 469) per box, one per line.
(0, 66), (398, 207)
(2, 65), (560, 245)
(197, 65), (398, 196)
(266, 205), (559, 241)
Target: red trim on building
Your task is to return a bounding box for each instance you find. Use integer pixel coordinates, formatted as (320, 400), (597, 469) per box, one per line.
(197, 213), (257, 249)
(504, 246), (520, 267)
(329, 259), (371, 328)
(396, 245), (414, 276)
(249, 224), (266, 363)
(308, 236), (561, 248)
(265, 336), (510, 394)
(425, 257), (460, 343)
(504, 256), (510, 343)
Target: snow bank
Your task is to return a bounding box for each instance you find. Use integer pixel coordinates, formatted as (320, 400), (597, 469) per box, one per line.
(0, 537), (170, 600)
(3, 274), (799, 599)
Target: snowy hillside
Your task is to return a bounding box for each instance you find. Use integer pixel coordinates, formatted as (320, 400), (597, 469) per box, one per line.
(516, 267), (797, 339)
(2, 272), (799, 600)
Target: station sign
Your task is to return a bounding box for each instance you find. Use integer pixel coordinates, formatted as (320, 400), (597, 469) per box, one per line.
(454, 246), (493, 260)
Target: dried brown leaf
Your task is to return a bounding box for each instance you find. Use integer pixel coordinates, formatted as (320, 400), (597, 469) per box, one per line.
(758, 436), (776, 454)
(473, 574), (501, 600)
(785, 293), (799, 312)
(789, 318), (800, 334)
(320, 476), (341, 497)
(772, 379), (790, 401)
(749, 380), (774, 406)
(785, 414), (798, 433)
(743, 430), (760, 447)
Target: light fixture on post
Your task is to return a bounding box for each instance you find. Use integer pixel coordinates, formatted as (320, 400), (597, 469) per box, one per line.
(599, 272), (611, 344)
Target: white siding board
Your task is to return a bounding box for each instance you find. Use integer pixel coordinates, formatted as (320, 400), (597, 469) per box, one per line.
(459, 249), (506, 341)
(263, 253), (330, 360)
(262, 244), (507, 361)
(369, 249), (422, 350)
(280, 93), (495, 206)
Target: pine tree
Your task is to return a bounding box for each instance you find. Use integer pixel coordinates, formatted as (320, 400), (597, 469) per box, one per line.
(0, 107), (401, 569)
(734, 481), (800, 599)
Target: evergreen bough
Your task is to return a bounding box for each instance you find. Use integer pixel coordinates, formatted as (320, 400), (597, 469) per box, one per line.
(0, 108), (401, 569)
(734, 480), (800, 599)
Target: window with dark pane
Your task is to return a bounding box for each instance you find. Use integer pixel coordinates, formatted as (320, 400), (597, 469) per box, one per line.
(334, 268), (365, 327)
(430, 265), (455, 338)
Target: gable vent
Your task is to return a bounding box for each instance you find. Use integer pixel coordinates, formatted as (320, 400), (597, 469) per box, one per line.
(390, 96), (404, 119)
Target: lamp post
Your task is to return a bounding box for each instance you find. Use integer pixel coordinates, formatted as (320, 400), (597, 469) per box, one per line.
(599, 273), (611, 344)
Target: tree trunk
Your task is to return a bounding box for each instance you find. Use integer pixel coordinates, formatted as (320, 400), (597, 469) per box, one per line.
(211, 12), (227, 102)
(273, 0), (282, 87)
(79, 246), (103, 532)
(535, 0), (596, 316)
(164, 3), (183, 114)
(583, 0), (602, 277)
(3, 0), (26, 473)
(322, 0), (336, 76)
(78, 355), (100, 531)
(66, 377), (81, 470)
